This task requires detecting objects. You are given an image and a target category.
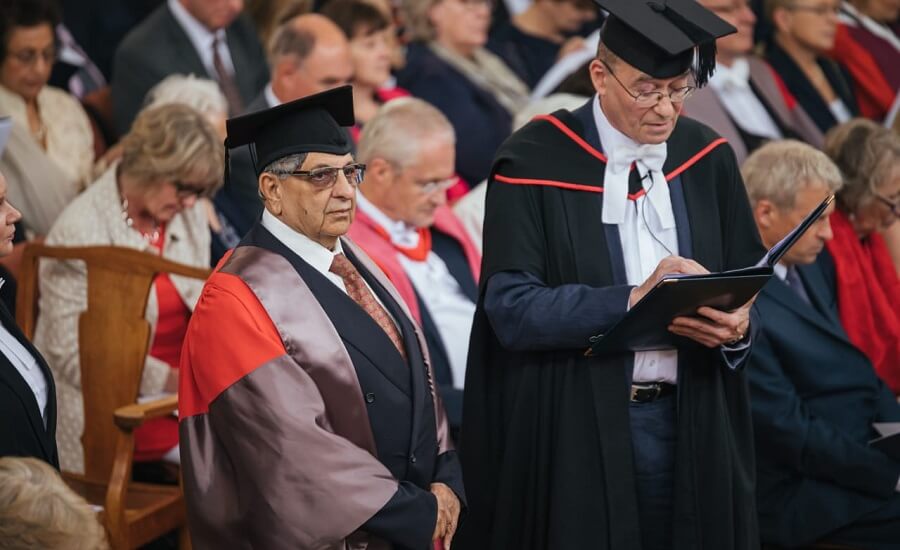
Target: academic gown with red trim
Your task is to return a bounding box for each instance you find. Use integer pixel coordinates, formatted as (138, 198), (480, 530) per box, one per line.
(456, 104), (764, 550)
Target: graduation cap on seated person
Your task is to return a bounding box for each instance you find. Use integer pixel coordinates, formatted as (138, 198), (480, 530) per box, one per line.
(594, 0), (737, 87)
(224, 85), (355, 181)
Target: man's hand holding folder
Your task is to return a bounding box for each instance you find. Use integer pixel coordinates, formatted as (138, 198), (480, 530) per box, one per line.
(628, 256), (752, 348)
(587, 194), (835, 355)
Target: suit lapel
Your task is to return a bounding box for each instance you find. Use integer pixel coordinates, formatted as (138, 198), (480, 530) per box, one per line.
(246, 226), (412, 396)
(162, 5), (214, 79)
(762, 276), (850, 344)
(0, 305), (53, 458)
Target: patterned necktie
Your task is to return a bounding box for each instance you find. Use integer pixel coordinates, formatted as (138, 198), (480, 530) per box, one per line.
(211, 36), (244, 115)
(330, 253), (406, 359)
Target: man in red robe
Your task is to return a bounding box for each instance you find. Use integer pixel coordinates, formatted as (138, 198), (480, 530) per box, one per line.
(179, 86), (464, 549)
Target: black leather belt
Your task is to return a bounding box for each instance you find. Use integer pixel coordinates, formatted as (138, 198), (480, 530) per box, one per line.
(630, 383), (676, 403)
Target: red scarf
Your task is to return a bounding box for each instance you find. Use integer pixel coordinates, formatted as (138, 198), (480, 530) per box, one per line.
(370, 223), (432, 262)
(826, 210), (900, 393)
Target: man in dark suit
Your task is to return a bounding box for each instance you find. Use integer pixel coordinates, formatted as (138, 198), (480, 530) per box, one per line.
(0, 172), (57, 468)
(216, 13), (354, 238)
(111, 0), (268, 135)
(742, 140), (900, 550)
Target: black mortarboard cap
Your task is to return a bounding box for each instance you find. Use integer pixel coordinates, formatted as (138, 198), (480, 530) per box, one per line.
(225, 85), (355, 177)
(596, 0), (736, 87)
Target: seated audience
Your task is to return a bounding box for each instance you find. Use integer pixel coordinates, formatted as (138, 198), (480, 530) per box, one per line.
(763, 0), (859, 134)
(0, 0), (95, 236)
(487, 0), (596, 89)
(823, 118), (900, 393)
(112, 0), (269, 134)
(34, 104), (222, 474)
(742, 139), (900, 549)
(320, 0), (409, 138)
(350, 98), (480, 431)
(0, 456), (108, 549)
(687, 0), (823, 165)
(219, 13), (353, 238)
(143, 74), (240, 261)
(829, 0), (899, 121)
(0, 170), (57, 468)
(397, 0), (529, 187)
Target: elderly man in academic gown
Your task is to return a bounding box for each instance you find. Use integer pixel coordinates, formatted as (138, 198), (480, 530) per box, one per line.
(178, 86), (464, 550)
(457, 1), (765, 549)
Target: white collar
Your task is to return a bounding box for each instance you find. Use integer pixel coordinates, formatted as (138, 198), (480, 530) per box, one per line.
(592, 95), (674, 228)
(260, 208), (344, 273)
(709, 58), (751, 91)
(773, 262), (789, 281)
(264, 83), (282, 108)
(168, 0), (226, 50)
(356, 192), (421, 248)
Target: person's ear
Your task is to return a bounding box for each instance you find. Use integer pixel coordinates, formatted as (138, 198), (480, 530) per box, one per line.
(589, 58), (608, 98)
(771, 7), (792, 34)
(259, 173), (284, 215)
(754, 198), (777, 230)
(366, 158), (394, 188)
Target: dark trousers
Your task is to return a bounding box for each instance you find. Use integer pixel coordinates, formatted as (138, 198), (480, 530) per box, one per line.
(629, 394), (677, 550)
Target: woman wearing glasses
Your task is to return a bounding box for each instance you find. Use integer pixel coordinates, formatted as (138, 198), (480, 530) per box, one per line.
(763, 0), (859, 134)
(0, 0), (95, 236)
(823, 118), (900, 394)
(33, 104), (223, 474)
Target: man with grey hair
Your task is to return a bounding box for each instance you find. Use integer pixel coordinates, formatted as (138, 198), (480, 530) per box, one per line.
(219, 13), (355, 238)
(349, 98), (481, 434)
(180, 86), (464, 549)
(742, 139), (900, 550)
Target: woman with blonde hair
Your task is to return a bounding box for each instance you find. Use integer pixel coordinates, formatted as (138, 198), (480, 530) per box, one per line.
(34, 103), (223, 474)
(0, 456), (108, 549)
(823, 117), (900, 393)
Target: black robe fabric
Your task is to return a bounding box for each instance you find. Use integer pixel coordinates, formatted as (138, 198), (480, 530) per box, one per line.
(457, 108), (764, 549)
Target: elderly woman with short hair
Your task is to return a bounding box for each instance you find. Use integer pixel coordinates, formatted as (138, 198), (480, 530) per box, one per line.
(397, 0), (529, 187)
(0, 0), (95, 235)
(823, 118), (900, 393)
(34, 103), (223, 474)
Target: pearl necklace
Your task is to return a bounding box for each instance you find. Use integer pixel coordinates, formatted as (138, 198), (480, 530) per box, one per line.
(121, 197), (161, 245)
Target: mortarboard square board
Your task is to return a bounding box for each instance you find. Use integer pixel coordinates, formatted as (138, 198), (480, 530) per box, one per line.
(225, 85), (355, 176)
(595, 0), (736, 86)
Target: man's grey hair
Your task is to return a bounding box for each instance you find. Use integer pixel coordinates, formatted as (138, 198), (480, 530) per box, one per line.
(741, 140), (843, 210)
(357, 98), (455, 170)
(267, 23), (315, 67)
(144, 74), (227, 118)
(264, 153), (308, 176)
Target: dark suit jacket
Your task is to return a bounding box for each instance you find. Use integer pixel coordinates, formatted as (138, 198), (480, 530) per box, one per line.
(748, 251), (900, 547)
(0, 303), (58, 468)
(397, 42), (513, 186)
(111, 3), (268, 135)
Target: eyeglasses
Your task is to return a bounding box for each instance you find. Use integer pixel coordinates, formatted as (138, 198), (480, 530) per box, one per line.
(600, 60), (695, 108)
(173, 180), (211, 199)
(874, 193), (900, 218)
(285, 162), (367, 189)
(785, 2), (841, 16)
(8, 46), (57, 67)
(416, 176), (457, 195)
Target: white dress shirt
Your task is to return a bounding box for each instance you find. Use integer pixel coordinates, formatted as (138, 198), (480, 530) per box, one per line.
(593, 97), (679, 384)
(168, 0), (236, 78)
(264, 83), (281, 108)
(0, 314), (48, 426)
(709, 59), (782, 140)
(357, 195), (475, 388)
(261, 209), (396, 324)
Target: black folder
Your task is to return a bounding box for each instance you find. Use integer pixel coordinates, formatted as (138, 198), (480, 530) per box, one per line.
(586, 194), (835, 355)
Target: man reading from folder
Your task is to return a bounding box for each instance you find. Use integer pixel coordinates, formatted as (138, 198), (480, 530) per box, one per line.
(743, 141), (900, 549)
(458, 0), (766, 549)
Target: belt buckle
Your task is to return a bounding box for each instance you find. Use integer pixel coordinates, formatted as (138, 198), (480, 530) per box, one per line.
(631, 383), (661, 402)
